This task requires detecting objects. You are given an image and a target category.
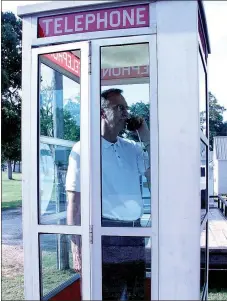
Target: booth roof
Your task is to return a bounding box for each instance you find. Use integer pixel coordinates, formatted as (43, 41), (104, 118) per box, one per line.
(17, 0), (125, 17)
(17, 0), (211, 54)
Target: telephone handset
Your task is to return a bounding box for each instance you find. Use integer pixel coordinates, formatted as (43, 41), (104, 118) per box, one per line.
(126, 115), (143, 131)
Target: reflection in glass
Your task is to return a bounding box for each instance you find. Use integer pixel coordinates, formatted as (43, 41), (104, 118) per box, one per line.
(40, 234), (81, 300)
(39, 50), (81, 226)
(100, 44), (151, 227)
(200, 141), (207, 222)
(40, 143), (75, 224)
(102, 235), (151, 300)
(199, 52), (207, 136)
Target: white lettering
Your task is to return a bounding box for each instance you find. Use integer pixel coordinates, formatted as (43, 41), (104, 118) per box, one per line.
(74, 58), (80, 74)
(53, 53), (58, 61)
(123, 9), (134, 26)
(141, 65), (149, 75)
(75, 15), (83, 32)
(109, 11), (121, 28)
(58, 52), (63, 64)
(54, 17), (63, 34)
(67, 54), (72, 70)
(136, 7), (146, 25)
(63, 53), (67, 65)
(97, 12), (108, 29)
(112, 68), (121, 77)
(132, 66), (140, 74)
(102, 68), (110, 78)
(85, 13), (95, 30)
(64, 17), (73, 33)
(41, 18), (53, 35)
(122, 67), (131, 76)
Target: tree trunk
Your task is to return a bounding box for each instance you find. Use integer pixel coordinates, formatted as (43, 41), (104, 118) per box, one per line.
(13, 161), (16, 172)
(19, 161), (21, 173)
(7, 160), (12, 180)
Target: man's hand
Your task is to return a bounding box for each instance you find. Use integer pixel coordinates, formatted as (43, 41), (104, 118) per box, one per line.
(71, 235), (82, 274)
(137, 119), (150, 143)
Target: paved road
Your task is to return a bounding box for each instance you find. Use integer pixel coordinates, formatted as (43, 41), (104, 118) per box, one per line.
(2, 207), (62, 251)
(2, 207), (23, 246)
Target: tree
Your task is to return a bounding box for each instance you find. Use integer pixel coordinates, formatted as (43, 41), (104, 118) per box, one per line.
(1, 12), (22, 97)
(1, 96), (21, 179)
(208, 92), (226, 150)
(1, 12), (22, 179)
(40, 80), (80, 142)
(121, 101), (150, 142)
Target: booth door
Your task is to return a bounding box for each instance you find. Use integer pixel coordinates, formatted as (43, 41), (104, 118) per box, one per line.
(30, 42), (91, 300)
(90, 35), (158, 300)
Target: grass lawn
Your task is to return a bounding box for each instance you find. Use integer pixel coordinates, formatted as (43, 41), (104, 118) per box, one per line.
(2, 172), (22, 209)
(208, 289), (227, 300)
(1, 275), (24, 300)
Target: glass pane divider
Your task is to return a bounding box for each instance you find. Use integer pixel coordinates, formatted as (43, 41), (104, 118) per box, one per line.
(100, 227), (152, 236)
(37, 225), (82, 235)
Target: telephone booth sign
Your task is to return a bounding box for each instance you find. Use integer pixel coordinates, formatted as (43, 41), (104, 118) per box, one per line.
(18, 0), (210, 300)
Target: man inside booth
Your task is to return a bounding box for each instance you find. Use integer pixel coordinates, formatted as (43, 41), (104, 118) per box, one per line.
(66, 88), (150, 300)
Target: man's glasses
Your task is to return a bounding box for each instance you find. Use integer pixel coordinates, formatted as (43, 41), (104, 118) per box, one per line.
(113, 104), (129, 113)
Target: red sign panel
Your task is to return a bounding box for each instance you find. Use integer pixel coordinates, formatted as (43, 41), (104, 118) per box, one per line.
(101, 65), (149, 80)
(43, 52), (80, 77)
(38, 4), (149, 38)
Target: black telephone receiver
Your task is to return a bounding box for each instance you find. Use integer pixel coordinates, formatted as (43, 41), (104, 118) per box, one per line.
(126, 115), (143, 131)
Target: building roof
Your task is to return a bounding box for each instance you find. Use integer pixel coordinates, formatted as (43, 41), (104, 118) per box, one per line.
(214, 136), (227, 160)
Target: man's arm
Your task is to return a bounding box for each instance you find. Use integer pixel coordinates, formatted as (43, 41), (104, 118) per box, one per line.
(67, 191), (82, 273)
(137, 120), (151, 186)
(67, 191), (81, 226)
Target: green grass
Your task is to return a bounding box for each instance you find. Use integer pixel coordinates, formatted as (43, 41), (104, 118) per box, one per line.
(208, 289), (227, 300)
(41, 250), (75, 296)
(1, 275), (24, 300)
(2, 172), (22, 209)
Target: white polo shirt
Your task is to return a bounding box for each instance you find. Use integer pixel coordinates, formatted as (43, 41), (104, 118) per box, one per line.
(65, 137), (148, 221)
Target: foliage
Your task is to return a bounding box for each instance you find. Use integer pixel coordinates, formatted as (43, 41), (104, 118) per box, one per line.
(208, 92), (226, 150)
(1, 12), (22, 174)
(1, 12), (22, 97)
(40, 81), (80, 142)
(1, 96), (21, 163)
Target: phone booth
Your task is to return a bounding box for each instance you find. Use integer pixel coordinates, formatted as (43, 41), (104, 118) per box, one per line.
(18, 0), (210, 300)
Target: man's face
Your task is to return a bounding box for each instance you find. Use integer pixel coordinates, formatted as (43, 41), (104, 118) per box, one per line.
(102, 93), (129, 132)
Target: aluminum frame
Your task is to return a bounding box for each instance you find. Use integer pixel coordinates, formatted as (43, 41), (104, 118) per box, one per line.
(29, 41), (91, 300)
(90, 34), (158, 300)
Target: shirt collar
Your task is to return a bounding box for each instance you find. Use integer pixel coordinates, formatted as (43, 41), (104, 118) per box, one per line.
(102, 137), (120, 149)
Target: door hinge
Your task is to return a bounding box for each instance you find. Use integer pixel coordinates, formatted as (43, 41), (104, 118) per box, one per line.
(88, 41), (91, 75)
(89, 225), (93, 244)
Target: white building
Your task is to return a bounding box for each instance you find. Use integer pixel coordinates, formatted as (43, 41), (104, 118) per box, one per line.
(213, 136), (227, 195)
(201, 150), (214, 197)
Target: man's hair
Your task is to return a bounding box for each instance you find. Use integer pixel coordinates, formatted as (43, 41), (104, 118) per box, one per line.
(101, 88), (123, 109)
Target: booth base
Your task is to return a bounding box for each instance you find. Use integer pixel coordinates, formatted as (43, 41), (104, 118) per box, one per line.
(48, 278), (151, 301)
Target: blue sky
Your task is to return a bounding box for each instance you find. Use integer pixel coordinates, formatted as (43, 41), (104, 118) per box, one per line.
(2, 1), (227, 120)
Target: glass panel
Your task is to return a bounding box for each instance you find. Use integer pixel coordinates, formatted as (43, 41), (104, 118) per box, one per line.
(102, 235), (151, 300)
(200, 222), (208, 299)
(199, 52), (207, 136)
(40, 234), (81, 300)
(200, 141), (208, 223)
(39, 50), (81, 225)
(100, 43), (151, 227)
(40, 143), (73, 224)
